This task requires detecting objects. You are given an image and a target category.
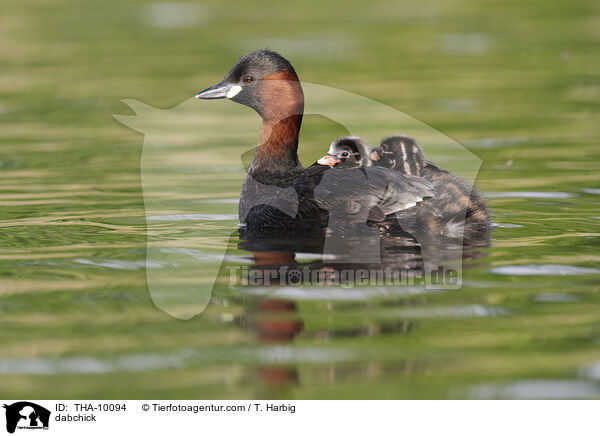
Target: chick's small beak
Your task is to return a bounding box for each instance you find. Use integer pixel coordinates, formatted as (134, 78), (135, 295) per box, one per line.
(369, 149), (381, 161)
(195, 81), (242, 100)
(317, 154), (340, 167)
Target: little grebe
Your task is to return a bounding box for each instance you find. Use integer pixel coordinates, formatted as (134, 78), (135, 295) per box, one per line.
(196, 50), (434, 231)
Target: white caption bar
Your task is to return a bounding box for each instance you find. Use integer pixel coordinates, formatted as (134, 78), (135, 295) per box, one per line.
(1, 400), (598, 436)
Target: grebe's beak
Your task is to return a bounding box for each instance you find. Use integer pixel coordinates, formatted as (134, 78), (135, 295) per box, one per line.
(317, 154), (340, 167)
(369, 149), (381, 161)
(195, 80), (242, 100)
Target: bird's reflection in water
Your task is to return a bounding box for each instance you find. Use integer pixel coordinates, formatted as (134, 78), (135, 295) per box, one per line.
(238, 248), (304, 394)
(228, 227), (489, 394)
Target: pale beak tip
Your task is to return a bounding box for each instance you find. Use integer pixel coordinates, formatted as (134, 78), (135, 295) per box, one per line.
(318, 155), (340, 166)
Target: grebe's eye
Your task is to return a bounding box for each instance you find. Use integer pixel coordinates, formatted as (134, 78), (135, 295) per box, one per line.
(241, 74), (255, 84)
(340, 151), (349, 158)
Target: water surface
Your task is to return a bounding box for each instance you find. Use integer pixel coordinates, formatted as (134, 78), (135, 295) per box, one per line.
(1, 0), (599, 399)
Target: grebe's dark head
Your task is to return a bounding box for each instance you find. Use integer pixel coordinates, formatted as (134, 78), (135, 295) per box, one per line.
(370, 135), (425, 175)
(195, 49), (303, 120)
(317, 136), (371, 168)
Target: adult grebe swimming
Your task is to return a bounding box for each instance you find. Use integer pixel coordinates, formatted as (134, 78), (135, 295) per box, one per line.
(196, 49), (433, 232)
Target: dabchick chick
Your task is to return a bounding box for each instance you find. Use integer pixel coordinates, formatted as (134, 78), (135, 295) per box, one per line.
(369, 135), (425, 175)
(370, 135), (490, 243)
(317, 136), (372, 169)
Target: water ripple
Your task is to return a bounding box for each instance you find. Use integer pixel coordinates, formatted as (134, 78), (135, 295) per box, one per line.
(485, 191), (576, 199)
(0, 346), (356, 375)
(73, 258), (174, 270)
(579, 362), (600, 380)
(582, 188), (600, 195)
(491, 264), (600, 276)
(532, 293), (579, 302)
(491, 222), (524, 228)
(469, 380), (600, 399)
(147, 214), (237, 221)
(242, 285), (439, 301)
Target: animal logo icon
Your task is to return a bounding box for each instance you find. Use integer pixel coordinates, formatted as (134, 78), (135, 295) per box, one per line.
(3, 402), (51, 434)
(287, 269), (302, 284)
